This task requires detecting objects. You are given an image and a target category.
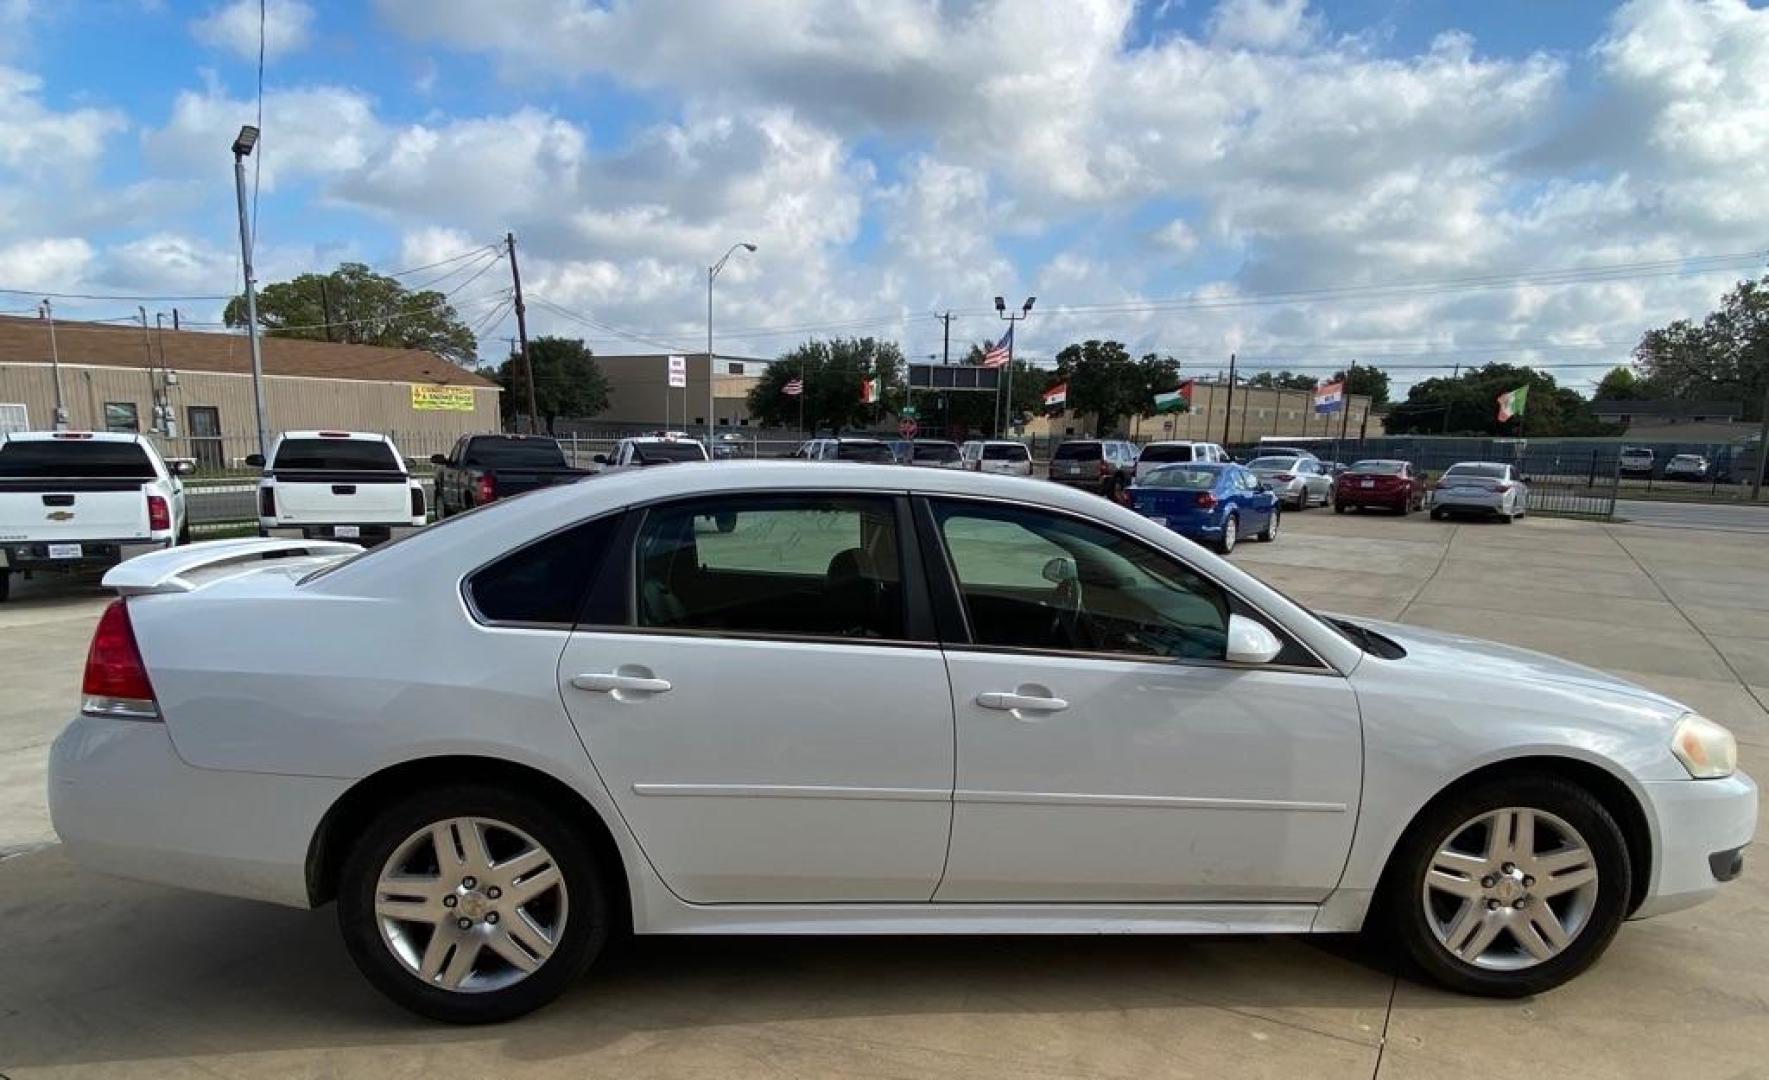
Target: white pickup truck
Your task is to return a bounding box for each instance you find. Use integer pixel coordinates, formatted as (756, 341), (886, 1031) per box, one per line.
(249, 431), (426, 546)
(0, 431), (190, 601)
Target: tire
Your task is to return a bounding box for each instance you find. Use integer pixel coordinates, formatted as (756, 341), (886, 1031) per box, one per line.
(1430, 508), (1447, 521)
(1334, 502), (1348, 514)
(177, 523), (192, 545)
(1384, 773), (1630, 998)
(1217, 513), (1238, 554)
(337, 784), (610, 1023)
(1257, 507), (1279, 542)
(1290, 493), (1306, 512)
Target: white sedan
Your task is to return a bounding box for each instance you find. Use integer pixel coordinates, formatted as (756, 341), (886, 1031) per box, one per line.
(50, 463), (1754, 1022)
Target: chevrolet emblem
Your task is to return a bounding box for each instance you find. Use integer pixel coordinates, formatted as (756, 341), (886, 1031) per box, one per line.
(46, 510), (75, 522)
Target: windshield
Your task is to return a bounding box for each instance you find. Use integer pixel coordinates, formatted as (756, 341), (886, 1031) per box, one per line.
(0, 439), (156, 479)
(1053, 442), (1102, 461)
(1348, 460), (1405, 475)
(1247, 456), (1299, 471)
(1139, 444), (1196, 463)
(632, 441), (706, 463)
(464, 438), (567, 468)
(1141, 466), (1219, 489)
(913, 442), (961, 462)
(836, 442), (895, 462)
(273, 438), (400, 472)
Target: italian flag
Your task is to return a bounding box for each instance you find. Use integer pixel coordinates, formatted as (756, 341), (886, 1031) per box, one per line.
(1153, 381), (1193, 414)
(1496, 384), (1529, 423)
(860, 377), (879, 404)
(1042, 383), (1068, 409)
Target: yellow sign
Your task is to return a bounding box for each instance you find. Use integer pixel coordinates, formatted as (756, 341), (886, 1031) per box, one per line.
(410, 385), (477, 412)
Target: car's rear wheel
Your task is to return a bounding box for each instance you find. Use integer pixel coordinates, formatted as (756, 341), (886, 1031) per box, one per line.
(338, 785), (609, 1023)
(1386, 774), (1630, 997)
(1430, 507), (1447, 521)
(1334, 501), (1348, 514)
(1217, 513), (1238, 554)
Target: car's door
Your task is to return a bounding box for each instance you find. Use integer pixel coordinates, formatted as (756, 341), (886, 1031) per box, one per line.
(556, 492), (956, 903)
(1231, 467), (1272, 529)
(923, 497), (1361, 902)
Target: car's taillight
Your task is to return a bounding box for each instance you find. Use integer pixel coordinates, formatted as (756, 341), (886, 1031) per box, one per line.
(1196, 492), (1217, 509)
(1097, 460), (1111, 476)
(476, 474), (497, 504)
(1273, 473), (1294, 482)
(81, 600), (159, 720)
(146, 494), (170, 532)
(1493, 483), (1512, 493)
(259, 485), (276, 518)
(410, 485), (426, 518)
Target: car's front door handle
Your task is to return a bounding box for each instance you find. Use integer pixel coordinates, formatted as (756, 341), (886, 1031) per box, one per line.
(977, 692), (1069, 713)
(571, 672), (673, 694)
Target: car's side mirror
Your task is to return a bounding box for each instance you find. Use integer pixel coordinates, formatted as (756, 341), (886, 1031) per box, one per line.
(430, 454), (448, 466)
(244, 453), (265, 468)
(1225, 613), (1283, 665)
(1258, 482), (1273, 493)
(169, 459), (196, 476)
(1041, 556), (1078, 585)
(593, 454), (609, 465)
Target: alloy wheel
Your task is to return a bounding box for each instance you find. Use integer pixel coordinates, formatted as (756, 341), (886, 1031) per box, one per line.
(374, 816), (569, 993)
(1421, 807), (1599, 971)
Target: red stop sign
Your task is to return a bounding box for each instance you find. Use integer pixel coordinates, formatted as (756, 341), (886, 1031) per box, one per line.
(899, 418), (918, 438)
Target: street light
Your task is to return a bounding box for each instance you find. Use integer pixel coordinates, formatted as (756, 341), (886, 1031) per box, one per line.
(996, 294), (1035, 435)
(231, 124), (270, 461)
(707, 242), (757, 448)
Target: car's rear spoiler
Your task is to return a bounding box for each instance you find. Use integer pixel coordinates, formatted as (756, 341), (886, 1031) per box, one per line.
(102, 538), (361, 596)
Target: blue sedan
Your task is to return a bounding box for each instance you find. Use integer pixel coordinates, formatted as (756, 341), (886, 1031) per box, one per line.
(1128, 462), (1280, 553)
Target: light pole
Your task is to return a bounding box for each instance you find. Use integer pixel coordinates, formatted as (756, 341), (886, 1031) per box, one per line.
(231, 125), (271, 461)
(707, 242), (757, 449)
(994, 295), (1035, 436)
(39, 300), (68, 430)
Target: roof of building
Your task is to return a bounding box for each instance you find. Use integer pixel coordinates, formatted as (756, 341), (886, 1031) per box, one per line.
(1588, 398), (1742, 417)
(0, 315), (496, 388)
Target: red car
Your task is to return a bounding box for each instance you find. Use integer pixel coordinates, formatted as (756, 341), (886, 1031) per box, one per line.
(1334, 459), (1426, 514)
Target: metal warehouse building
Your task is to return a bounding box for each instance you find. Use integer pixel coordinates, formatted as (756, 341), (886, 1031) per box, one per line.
(0, 314), (499, 468)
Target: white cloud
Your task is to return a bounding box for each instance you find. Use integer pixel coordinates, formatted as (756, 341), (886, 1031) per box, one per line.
(143, 81), (382, 190)
(1207, 0), (1320, 50)
(192, 0), (314, 61)
(0, 236), (94, 292)
(0, 66), (126, 178)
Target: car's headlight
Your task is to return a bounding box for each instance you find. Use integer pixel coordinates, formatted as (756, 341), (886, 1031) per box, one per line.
(1671, 713), (1737, 779)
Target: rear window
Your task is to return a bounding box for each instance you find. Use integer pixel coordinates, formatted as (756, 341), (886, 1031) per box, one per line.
(631, 441), (706, 463)
(1141, 466), (1219, 489)
(1054, 442), (1103, 461)
(272, 438), (400, 472)
(464, 438), (567, 468)
(982, 444), (1030, 461)
(1348, 460), (1405, 475)
(1444, 463), (1507, 479)
(0, 439), (156, 479)
(836, 442), (895, 462)
(913, 442), (961, 463)
(1247, 456), (1299, 470)
(1139, 444), (1196, 463)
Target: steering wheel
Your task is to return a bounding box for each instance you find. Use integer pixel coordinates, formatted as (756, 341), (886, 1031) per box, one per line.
(1046, 574), (1095, 650)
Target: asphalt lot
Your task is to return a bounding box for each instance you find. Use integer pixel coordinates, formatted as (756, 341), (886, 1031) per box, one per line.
(1, 504), (1766, 1078)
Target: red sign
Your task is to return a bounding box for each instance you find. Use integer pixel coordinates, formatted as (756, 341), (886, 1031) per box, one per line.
(898, 418), (918, 438)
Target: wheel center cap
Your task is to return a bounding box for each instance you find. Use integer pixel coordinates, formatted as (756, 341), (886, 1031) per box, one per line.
(459, 891), (491, 920)
(1493, 877), (1524, 904)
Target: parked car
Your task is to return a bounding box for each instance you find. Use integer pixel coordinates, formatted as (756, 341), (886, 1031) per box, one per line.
(1246, 455), (1333, 510)
(50, 463), (1754, 1023)
(1048, 439), (1139, 498)
(1129, 461), (1279, 553)
(1663, 454), (1709, 482)
(794, 437), (897, 463)
(909, 439), (965, 469)
(430, 435), (588, 517)
(0, 431), (190, 602)
(1254, 444), (1321, 460)
(1334, 460), (1426, 514)
(1133, 440), (1229, 482)
(960, 439), (1034, 477)
(1619, 446), (1655, 476)
(595, 436), (709, 471)
(1430, 462), (1529, 522)
(249, 431), (425, 545)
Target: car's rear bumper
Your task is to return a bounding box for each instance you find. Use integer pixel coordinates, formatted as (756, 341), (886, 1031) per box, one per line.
(48, 716), (348, 909)
(1633, 772), (1757, 919)
(1139, 513), (1224, 539)
(259, 522), (421, 543)
(1431, 492), (1507, 513)
(0, 537), (171, 571)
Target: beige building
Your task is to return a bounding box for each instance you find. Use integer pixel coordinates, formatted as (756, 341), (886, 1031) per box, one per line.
(0, 314), (499, 465)
(589, 353), (772, 429)
(1023, 380), (1379, 444)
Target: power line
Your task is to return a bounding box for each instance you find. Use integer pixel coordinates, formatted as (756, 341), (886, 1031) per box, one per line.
(527, 294), (698, 354)
(384, 244), (503, 279)
(0, 286), (235, 301)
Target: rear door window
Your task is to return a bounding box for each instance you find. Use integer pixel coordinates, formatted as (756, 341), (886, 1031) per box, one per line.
(0, 439), (156, 478)
(1139, 444), (1195, 464)
(465, 438), (567, 468)
(1054, 442), (1102, 462)
(272, 439), (401, 472)
(983, 444), (1028, 461)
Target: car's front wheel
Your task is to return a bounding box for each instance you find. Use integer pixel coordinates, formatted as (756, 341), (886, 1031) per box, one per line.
(1217, 513), (1238, 554)
(1386, 774), (1630, 997)
(338, 785), (609, 1023)
(1257, 507), (1279, 542)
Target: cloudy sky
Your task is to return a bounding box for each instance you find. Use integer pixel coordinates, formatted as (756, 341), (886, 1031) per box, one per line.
(1, 0), (1765, 393)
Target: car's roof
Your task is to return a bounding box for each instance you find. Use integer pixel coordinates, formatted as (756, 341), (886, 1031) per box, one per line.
(1445, 461), (1510, 468)
(1350, 458), (1406, 466)
(1248, 454), (1301, 462)
(2, 430), (143, 444)
(912, 438), (958, 445)
(1145, 440), (1212, 447)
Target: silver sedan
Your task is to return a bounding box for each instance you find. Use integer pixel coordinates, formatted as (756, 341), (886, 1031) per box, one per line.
(1246, 455), (1333, 509)
(1429, 462), (1528, 521)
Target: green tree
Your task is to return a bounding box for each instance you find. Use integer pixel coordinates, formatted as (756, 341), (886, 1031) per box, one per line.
(496, 336), (608, 433)
(1246, 371), (1319, 391)
(1384, 362), (1613, 437)
(1333, 365), (1390, 407)
(916, 345), (1050, 436)
(1052, 339), (1149, 435)
(747, 337), (906, 432)
(225, 262), (479, 364)
(1632, 276), (1769, 419)
(1593, 366), (1640, 401)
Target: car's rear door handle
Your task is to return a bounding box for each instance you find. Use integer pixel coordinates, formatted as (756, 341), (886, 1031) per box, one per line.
(571, 673), (673, 694)
(977, 692), (1068, 713)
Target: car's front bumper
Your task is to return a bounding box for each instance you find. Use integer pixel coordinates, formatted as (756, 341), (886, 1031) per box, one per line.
(48, 716), (349, 909)
(1634, 772), (1757, 919)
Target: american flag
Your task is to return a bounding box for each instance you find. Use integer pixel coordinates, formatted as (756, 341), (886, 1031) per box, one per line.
(981, 326), (1013, 368)
(783, 377), (804, 396)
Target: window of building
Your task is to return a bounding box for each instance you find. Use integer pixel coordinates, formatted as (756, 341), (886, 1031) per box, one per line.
(0, 403), (27, 434)
(635, 495), (904, 641)
(103, 402), (140, 433)
(467, 513), (626, 627)
(727, 362), (744, 375)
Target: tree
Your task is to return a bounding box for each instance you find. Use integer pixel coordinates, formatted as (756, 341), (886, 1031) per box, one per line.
(1632, 276), (1769, 420)
(496, 336), (608, 432)
(1053, 339), (1150, 435)
(1384, 362), (1613, 437)
(1333, 365), (1390, 408)
(923, 344), (1050, 436)
(1246, 371), (1318, 391)
(1593, 366), (1640, 401)
(747, 337), (907, 432)
(225, 262), (479, 364)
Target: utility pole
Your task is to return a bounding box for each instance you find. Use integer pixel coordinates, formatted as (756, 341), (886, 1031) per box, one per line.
(319, 277), (335, 343)
(139, 307), (160, 434)
(1221, 353), (1236, 445)
(1441, 362), (1460, 436)
(939, 311), (952, 364)
(505, 232), (538, 434)
(1752, 378), (1768, 500)
(39, 300), (68, 430)
(1339, 361), (1354, 448)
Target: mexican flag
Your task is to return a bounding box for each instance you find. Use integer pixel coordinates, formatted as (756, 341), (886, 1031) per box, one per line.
(1153, 381), (1193, 414)
(1042, 383), (1068, 409)
(1496, 384), (1529, 423)
(860, 377), (879, 404)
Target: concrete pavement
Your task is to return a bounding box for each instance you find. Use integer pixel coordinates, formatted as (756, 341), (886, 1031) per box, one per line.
(1, 509), (1766, 1078)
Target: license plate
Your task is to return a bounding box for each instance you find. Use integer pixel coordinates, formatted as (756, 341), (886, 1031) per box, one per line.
(333, 525), (360, 538)
(1360, 479), (1374, 488)
(47, 543), (82, 559)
